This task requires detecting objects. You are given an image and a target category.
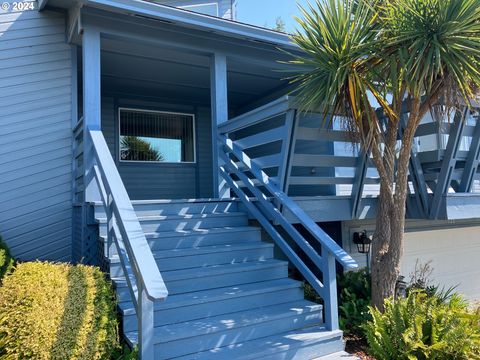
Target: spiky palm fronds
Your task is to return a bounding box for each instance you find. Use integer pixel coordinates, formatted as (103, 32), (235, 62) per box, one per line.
(120, 136), (164, 162)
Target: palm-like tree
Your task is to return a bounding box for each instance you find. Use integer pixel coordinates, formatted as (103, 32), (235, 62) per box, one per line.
(121, 136), (165, 162)
(290, 0), (480, 309)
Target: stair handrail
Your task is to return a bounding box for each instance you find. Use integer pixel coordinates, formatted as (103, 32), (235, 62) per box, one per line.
(220, 135), (357, 270)
(88, 129), (168, 359)
(218, 134), (357, 331)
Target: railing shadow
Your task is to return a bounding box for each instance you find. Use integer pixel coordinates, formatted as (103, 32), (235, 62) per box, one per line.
(50, 267), (88, 358)
(50, 267), (117, 358)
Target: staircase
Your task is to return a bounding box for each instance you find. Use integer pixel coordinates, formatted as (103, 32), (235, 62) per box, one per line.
(95, 199), (351, 359)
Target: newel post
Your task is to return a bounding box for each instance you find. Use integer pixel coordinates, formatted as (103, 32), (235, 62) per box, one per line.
(138, 281), (155, 360)
(82, 26), (101, 203)
(322, 247), (339, 331)
(210, 52), (229, 198)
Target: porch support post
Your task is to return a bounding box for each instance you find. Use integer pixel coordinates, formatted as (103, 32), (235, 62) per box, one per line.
(210, 52), (229, 198)
(82, 27), (101, 203)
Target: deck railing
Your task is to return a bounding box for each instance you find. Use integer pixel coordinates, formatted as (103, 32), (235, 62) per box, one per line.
(87, 129), (168, 359)
(220, 96), (480, 220)
(217, 131), (358, 330)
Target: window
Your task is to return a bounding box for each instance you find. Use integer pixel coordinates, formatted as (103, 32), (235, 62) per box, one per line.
(119, 108), (195, 163)
(179, 3), (218, 16)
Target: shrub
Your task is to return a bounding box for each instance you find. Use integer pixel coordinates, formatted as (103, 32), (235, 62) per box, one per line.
(0, 237), (14, 283)
(112, 345), (138, 360)
(337, 269), (371, 336)
(0, 262), (119, 359)
(304, 269), (371, 336)
(303, 282), (322, 304)
(363, 291), (480, 360)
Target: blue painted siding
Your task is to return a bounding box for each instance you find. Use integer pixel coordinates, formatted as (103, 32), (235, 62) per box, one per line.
(0, 8), (73, 261)
(101, 96), (214, 199)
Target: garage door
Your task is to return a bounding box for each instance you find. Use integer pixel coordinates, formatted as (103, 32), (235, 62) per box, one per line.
(401, 226), (480, 301)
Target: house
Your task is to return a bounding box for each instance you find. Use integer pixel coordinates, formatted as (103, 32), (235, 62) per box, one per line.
(1, 0), (480, 358)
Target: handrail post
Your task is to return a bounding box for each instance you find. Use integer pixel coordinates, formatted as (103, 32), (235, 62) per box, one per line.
(106, 194), (113, 258)
(322, 248), (339, 331)
(138, 281), (155, 360)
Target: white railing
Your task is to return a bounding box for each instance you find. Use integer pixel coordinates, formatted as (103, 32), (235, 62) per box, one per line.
(88, 129), (168, 359)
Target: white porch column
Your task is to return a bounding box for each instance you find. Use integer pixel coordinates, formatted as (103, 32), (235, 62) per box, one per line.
(210, 52), (229, 198)
(82, 27), (101, 202)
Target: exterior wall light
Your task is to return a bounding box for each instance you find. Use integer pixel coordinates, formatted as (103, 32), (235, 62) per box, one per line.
(353, 230), (372, 254)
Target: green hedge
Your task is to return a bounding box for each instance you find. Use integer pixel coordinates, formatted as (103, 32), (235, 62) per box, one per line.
(0, 262), (120, 359)
(0, 237), (14, 284)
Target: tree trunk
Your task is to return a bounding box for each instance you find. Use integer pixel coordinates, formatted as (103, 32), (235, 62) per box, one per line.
(370, 103), (421, 311)
(371, 186), (398, 311)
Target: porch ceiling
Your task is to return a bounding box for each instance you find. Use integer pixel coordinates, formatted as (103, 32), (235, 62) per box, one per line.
(83, 33), (293, 110)
(64, 1), (303, 110)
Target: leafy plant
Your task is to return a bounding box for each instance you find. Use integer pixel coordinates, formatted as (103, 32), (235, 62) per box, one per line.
(303, 282), (322, 304)
(405, 260), (457, 303)
(112, 345), (138, 360)
(337, 269), (371, 336)
(304, 269), (372, 336)
(363, 291), (480, 359)
(120, 136), (164, 162)
(0, 262), (120, 359)
(0, 237), (14, 284)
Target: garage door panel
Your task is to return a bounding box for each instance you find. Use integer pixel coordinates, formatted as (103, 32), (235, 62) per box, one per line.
(401, 226), (480, 301)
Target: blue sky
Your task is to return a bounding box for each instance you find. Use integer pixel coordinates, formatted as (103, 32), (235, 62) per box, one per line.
(236, 0), (310, 33)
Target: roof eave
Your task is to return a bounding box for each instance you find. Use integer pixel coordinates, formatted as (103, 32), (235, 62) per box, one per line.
(42, 0), (299, 51)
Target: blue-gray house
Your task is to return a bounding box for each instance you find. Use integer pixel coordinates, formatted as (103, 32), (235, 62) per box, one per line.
(2, 0), (480, 358)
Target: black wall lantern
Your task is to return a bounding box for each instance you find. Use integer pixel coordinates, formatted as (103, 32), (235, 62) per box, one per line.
(353, 230), (372, 254)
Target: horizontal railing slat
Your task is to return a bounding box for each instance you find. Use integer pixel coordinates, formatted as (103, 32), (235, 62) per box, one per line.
(292, 154), (358, 168)
(218, 96), (291, 134)
(235, 125), (286, 149)
(252, 154), (281, 169)
(288, 176), (380, 186)
(416, 122), (439, 137)
(296, 127), (358, 143)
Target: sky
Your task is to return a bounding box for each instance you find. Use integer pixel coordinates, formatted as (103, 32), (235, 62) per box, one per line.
(236, 0), (310, 33)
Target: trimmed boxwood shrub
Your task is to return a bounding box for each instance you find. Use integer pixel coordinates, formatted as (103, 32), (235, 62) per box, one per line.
(0, 262), (120, 359)
(0, 237), (14, 284)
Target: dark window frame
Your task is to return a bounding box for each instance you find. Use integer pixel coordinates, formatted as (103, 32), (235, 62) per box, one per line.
(118, 107), (197, 164)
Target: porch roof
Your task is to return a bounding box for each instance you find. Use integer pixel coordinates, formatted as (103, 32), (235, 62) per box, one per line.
(40, 0), (298, 51)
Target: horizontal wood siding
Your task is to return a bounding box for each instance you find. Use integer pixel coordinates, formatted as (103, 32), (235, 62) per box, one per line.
(101, 97), (213, 199)
(0, 8), (73, 261)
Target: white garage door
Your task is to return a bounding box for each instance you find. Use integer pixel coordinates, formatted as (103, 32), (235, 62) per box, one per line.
(401, 226), (480, 301)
